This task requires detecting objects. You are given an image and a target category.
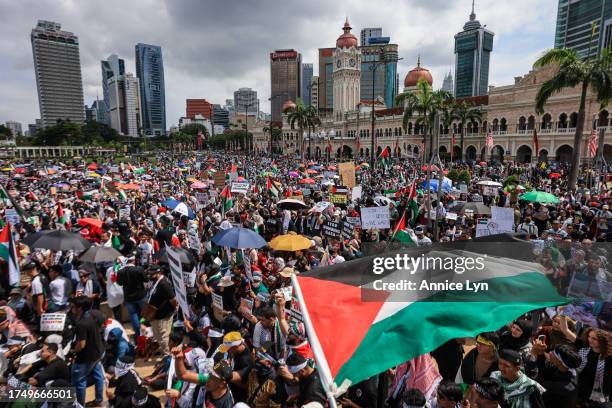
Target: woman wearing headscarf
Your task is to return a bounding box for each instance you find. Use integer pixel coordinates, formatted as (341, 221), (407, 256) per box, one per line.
(498, 320), (534, 363)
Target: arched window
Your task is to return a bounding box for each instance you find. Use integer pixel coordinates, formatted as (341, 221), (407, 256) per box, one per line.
(500, 118), (507, 132)
(598, 110), (609, 127)
(541, 113), (552, 130)
(492, 119), (499, 132)
(467, 122), (473, 133)
(569, 112), (578, 128)
(518, 116), (526, 131)
(558, 113), (568, 129)
(527, 115), (535, 130)
(408, 122), (413, 134)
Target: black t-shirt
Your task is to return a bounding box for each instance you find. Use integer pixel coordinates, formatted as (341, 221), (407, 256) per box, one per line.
(31, 357), (70, 386)
(155, 229), (173, 248)
(298, 369), (327, 406)
(74, 315), (104, 363)
(148, 277), (176, 320)
(116, 266), (146, 302)
(204, 388), (234, 408)
(346, 376), (378, 408)
(229, 346), (253, 402)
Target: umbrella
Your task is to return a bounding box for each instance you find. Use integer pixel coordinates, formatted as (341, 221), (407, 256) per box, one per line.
(212, 227), (267, 249)
(421, 164), (440, 171)
(77, 218), (103, 230)
(288, 171), (300, 178)
(450, 201), (491, 215)
(306, 169), (318, 174)
(117, 183), (140, 191)
(477, 180), (503, 187)
(173, 202), (195, 219)
(327, 165), (337, 171)
(361, 162), (370, 167)
(79, 246), (122, 263)
(277, 199), (309, 210)
(162, 199), (180, 209)
(268, 234), (313, 251)
(300, 178), (316, 184)
(422, 177), (453, 193)
(190, 182), (207, 189)
(479, 161), (487, 166)
(154, 246), (195, 264)
(519, 191), (560, 204)
(549, 173), (561, 179)
(21, 230), (92, 252)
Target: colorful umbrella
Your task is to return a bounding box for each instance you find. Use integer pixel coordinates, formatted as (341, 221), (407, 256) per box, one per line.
(288, 171), (300, 178)
(300, 178), (316, 184)
(306, 169), (318, 174)
(519, 191), (560, 204)
(190, 182), (207, 189)
(212, 227), (267, 249)
(421, 164), (440, 171)
(268, 234), (313, 251)
(549, 173), (561, 179)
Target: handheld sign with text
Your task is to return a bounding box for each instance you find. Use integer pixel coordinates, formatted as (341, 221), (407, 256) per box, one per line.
(212, 293), (224, 310)
(338, 162), (356, 188)
(322, 220), (342, 238)
(231, 182), (250, 194)
(360, 206), (390, 229)
(40, 313), (67, 332)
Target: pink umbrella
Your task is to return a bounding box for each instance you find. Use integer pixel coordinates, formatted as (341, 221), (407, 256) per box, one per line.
(300, 178), (316, 184)
(288, 171), (300, 178)
(190, 181), (207, 189)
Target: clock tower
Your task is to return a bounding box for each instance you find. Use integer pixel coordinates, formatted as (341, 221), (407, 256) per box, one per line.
(333, 18), (361, 119)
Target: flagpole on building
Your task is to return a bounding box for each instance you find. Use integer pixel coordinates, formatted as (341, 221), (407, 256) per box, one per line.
(291, 274), (340, 408)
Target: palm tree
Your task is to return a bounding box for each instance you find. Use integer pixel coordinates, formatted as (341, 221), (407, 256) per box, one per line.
(395, 79), (453, 160)
(452, 101), (483, 162)
(285, 98), (318, 160)
(534, 47), (612, 190)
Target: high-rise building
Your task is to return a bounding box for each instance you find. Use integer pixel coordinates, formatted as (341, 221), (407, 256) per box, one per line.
(442, 70), (454, 95)
(85, 104), (96, 122)
(212, 104), (230, 129)
(555, 0), (612, 59)
(108, 73), (142, 137)
(233, 88), (259, 115)
(310, 76), (319, 110)
(301, 63), (313, 106)
(333, 19), (362, 118)
(454, 2), (494, 98)
(5, 121), (22, 136)
(270, 49), (301, 122)
(135, 43), (166, 136)
(100, 54), (125, 125)
(30, 20), (85, 128)
(92, 100), (106, 122)
(360, 27), (383, 46)
(186, 99), (213, 119)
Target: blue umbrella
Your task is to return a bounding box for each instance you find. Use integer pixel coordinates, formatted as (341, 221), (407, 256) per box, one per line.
(421, 177), (453, 193)
(162, 199), (180, 209)
(212, 227), (267, 249)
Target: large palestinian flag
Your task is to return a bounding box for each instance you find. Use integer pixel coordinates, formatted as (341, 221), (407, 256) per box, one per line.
(292, 236), (567, 390)
(0, 226), (20, 286)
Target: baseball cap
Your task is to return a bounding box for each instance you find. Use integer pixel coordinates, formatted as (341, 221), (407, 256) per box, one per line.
(218, 331), (243, 353)
(210, 360), (233, 382)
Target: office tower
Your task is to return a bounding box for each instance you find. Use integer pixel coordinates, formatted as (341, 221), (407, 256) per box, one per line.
(442, 70), (454, 95)
(212, 104), (230, 129)
(135, 43), (166, 135)
(100, 54), (125, 125)
(454, 2), (494, 98)
(270, 49), (301, 122)
(30, 20), (85, 127)
(310, 76), (319, 110)
(360, 27), (383, 46)
(186, 99), (213, 119)
(233, 87), (259, 114)
(555, 0), (612, 58)
(108, 73), (142, 137)
(301, 63), (313, 106)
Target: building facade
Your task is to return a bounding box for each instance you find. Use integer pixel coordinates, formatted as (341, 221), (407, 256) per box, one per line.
(555, 0), (612, 59)
(454, 4), (494, 98)
(310, 75), (319, 110)
(270, 49), (302, 122)
(135, 43), (166, 136)
(186, 99), (213, 119)
(212, 104), (230, 130)
(333, 19), (362, 118)
(301, 63), (314, 106)
(107, 73), (142, 137)
(233, 88), (259, 115)
(100, 54), (125, 125)
(31, 20), (85, 128)
(442, 70), (454, 95)
(5, 121), (22, 137)
(360, 27), (382, 46)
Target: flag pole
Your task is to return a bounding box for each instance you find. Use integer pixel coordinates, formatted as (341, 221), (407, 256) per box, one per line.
(290, 274), (340, 408)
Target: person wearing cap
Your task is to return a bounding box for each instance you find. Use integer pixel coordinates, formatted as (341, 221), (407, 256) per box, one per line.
(7, 286), (31, 322)
(75, 268), (101, 309)
(215, 331), (253, 403)
(531, 342), (580, 408)
(20, 342), (69, 387)
(277, 353), (326, 407)
(490, 349), (545, 408)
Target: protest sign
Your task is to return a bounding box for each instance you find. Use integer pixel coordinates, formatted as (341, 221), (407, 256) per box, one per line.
(167, 358), (175, 390)
(360, 206), (390, 229)
(187, 221), (200, 253)
(339, 162), (356, 188)
(311, 201), (331, 213)
(212, 293), (224, 310)
(4, 209), (19, 225)
(119, 207), (130, 220)
(228, 172), (239, 182)
(183, 270), (197, 287)
(285, 297), (303, 322)
(446, 212), (458, 221)
(345, 216), (361, 227)
(166, 246), (190, 317)
(490, 207), (514, 234)
(475, 218), (491, 238)
(482, 186), (498, 196)
(279, 286), (293, 302)
(20, 350), (41, 366)
(322, 220), (342, 238)
(341, 220), (355, 239)
(242, 250), (253, 281)
(469, 194), (483, 202)
(257, 292), (270, 304)
(214, 172), (226, 188)
(231, 182), (249, 194)
(195, 192), (209, 205)
(459, 184), (468, 194)
(329, 193), (348, 205)
(351, 186), (362, 201)
(282, 210), (290, 233)
(40, 313), (67, 332)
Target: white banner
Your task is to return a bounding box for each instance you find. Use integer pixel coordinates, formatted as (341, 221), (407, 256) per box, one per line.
(230, 182), (250, 194)
(360, 206), (390, 229)
(40, 313), (67, 332)
(166, 246), (190, 318)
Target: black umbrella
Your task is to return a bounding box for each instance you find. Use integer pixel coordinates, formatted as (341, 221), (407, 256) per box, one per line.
(79, 246), (122, 263)
(21, 230), (92, 252)
(277, 199), (309, 211)
(154, 246), (195, 265)
(449, 201), (491, 215)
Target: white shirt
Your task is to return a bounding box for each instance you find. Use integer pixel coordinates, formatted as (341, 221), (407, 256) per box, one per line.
(49, 277), (69, 306)
(31, 275), (43, 296)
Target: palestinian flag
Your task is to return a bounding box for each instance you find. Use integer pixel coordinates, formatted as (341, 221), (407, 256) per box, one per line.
(57, 202), (67, 225)
(0, 226), (20, 286)
(267, 176), (279, 197)
(378, 146), (391, 165)
(391, 210), (417, 246)
(405, 182), (420, 226)
(220, 185), (233, 213)
(292, 239), (567, 389)
(0, 185), (11, 205)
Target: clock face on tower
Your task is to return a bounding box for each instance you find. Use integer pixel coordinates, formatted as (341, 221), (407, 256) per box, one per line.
(349, 58), (356, 67)
(337, 59), (341, 68)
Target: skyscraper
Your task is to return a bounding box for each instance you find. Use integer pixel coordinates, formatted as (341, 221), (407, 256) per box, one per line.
(135, 43), (166, 136)
(30, 20), (85, 127)
(270, 49), (301, 122)
(233, 88), (259, 115)
(212, 104), (230, 129)
(301, 63), (313, 106)
(454, 2), (494, 98)
(310, 76), (319, 110)
(442, 70), (454, 95)
(360, 27), (383, 46)
(101, 54), (125, 125)
(108, 73), (142, 137)
(555, 0), (612, 59)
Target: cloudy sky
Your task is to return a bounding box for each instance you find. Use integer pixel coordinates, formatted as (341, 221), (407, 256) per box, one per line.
(0, 0), (558, 128)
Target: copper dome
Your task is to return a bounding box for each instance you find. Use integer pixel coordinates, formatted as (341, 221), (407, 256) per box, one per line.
(336, 17), (358, 49)
(282, 99), (296, 112)
(404, 57), (433, 88)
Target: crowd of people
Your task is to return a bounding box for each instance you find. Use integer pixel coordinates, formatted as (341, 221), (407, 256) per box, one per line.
(0, 150), (609, 408)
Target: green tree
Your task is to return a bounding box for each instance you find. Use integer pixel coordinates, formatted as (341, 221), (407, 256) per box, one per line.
(181, 123), (209, 137)
(34, 119), (82, 146)
(452, 101), (483, 162)
(284, 98), (318, 160)
(534, 47), (612, 189)
(458, 170), (471, 184)
(0, 124), (12, 138)
(81, 121), (121, 144)
(446, 168), (459, 183)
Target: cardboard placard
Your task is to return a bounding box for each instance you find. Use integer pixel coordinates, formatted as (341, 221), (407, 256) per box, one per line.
(5, 209), (19, 225)
(40, 313), (67, 332)
(279, 286), (293, 302)
(285, 297), (303, 322)
(166, 246), (191, 317)
(341, 221), (355, 239)
(231, 182), (249, 194)
(360, 206), (390, 229)
(345, 216), (361, 227)
(214, 172), (226, 188)
(322, 220), (342, 238)
(339, 162), (356, 188)
(351, 186), (362, 201)
(329, 193), (347, 205)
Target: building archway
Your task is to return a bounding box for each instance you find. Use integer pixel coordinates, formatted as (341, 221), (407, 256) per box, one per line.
(569, 112), (578, 128)
(466, 145), (476, 161)
(365, 147), (370, 157)
(491, 145), (504, 162)
(516, 145), (532, 163)
(453, 145), (462, 160)
(396, 146), (402, 157)
(527, 115), (535, 130)
(439, 146), (447, 154)
(538, 149), (548, 162)
(315, 146), (322, 159)
(556, 145), (573, 163)
(541, 113), (552, 130)
(337, 145), (352, 158)
(558, 113), (568, 129)
(480, 147), (486, 160)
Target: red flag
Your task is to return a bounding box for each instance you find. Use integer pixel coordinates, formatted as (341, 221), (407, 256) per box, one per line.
(266, 176), (272, 190)
(392, 210), (406, 237)
(220, 185), (231, 199)
(405, 182), (417, 200)
(230, 164), (237, 173)
(589, 128), (598, 158)
(356, 137), (361, 153)
(533, 129), (539, 156)
(197, 129), (203, 148)
(378, 146), (390, 159)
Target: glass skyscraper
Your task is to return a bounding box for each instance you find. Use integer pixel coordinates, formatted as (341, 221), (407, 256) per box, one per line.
(555, 0), (612, 59)
(135, 43), (166, 136)
(454, 5), (494, 98)
(301, 63), (313, 106)
(100, 54), (125, 126)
